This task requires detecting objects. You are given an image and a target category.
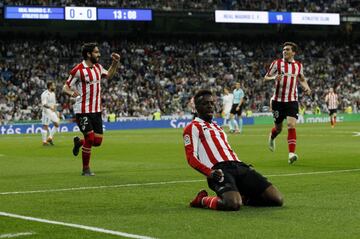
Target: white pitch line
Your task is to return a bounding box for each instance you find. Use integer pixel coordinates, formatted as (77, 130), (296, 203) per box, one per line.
(0, 232), (34, 238)
(0, 212), (156, 239)
(0, 179), (203, 195)
(0, 168), (359, 196)
(267, 168), (360, 177)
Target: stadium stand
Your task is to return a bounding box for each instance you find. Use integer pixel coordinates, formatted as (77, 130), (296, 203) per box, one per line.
(0, 38), (359, 124)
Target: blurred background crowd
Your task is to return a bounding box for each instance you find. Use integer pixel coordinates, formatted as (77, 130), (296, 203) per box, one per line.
(1, 37), (359, 124)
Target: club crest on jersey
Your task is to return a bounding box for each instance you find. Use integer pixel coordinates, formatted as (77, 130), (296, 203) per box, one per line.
(184, 135), (191, 146)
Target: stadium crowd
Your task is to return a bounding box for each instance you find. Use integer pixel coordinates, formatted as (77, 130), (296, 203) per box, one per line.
(0, 38), (359, 123)
(1, 0), (359, 13)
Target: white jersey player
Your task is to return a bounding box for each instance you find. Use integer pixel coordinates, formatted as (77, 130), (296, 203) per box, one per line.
(41, 81), (60, 146)
(221, 87), (233, 127)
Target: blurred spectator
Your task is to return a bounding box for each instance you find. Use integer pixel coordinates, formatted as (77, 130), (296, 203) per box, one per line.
(152, 109), (162, 120)
(0, 38), (359, 123)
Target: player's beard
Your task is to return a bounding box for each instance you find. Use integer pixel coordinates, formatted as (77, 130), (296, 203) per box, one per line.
(199, 112), (213, 122)
(90, 55), (99, 64)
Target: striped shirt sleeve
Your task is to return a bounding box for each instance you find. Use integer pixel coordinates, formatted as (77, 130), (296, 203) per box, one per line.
(266, 60), (278, 76)
(299, 62), (304, 76)
(183, 123), (212, 177)
(66, 64), (81, 87)
(96, 64), (108, 78)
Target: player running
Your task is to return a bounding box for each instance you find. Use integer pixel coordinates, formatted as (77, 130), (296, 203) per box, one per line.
(63, 42), (120, 176)
(183, 89), (283, 211)
(41, 81), (60, 146)
(264, 42), (311, 164)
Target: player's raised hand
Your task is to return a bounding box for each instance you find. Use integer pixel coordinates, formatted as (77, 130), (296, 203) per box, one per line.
(111, 53), (120, 63)
(209, 169), (224, 183)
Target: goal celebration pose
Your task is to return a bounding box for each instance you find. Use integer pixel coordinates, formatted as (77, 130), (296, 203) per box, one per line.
(183, 89), (283, 211)
(264, 42), (311, 164)
(63, 42), (120, 176)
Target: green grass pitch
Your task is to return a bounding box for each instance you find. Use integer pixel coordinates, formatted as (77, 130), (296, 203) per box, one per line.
(0, 122), (359, 239)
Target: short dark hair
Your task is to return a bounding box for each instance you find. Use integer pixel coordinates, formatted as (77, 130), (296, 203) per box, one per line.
(194, 89), (212, 107)
(81, 42), (98, 60)
(47, 81), (54, 89)
(283, 42), (298, 53)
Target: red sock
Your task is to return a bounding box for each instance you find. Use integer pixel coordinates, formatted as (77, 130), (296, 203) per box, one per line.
(271, 127), (279, 139)
(82, 146), (91, 170)
(202, 196), (220, 209)
(82, 132), (94, 170)
(288, 128), (296, 153)
(80, 139), (85, 146)
(334, 116), (336, 125)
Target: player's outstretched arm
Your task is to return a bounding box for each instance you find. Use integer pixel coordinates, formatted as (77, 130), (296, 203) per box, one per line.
(107, 52), (120, 79)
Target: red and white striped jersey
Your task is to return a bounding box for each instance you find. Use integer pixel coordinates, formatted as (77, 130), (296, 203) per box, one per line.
(267, 58), (303, 102)
(66, 61), (108, 114)
(325, 92), (339, 109)
(183, 117), (241, 176)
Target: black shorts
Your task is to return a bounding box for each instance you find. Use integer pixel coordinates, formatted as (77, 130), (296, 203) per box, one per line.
(76, 112), (103, 134)
(230, 104), (243, 115)
(271, 100), (299, 124)
(329, 109), (337, 115)
(207, 161), (271, 198)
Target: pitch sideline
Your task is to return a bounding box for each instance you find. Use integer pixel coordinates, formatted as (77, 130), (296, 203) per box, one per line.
(0, 212), (156, 239)
(0, 232), (35, 238)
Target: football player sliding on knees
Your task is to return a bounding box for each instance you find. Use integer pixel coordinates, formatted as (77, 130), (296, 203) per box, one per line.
(183, 89), (283, 211)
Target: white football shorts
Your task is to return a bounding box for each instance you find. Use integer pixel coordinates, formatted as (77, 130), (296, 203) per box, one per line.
(42, 111), (60, 125)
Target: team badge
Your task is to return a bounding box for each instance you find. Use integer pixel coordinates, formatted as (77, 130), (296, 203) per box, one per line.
(184, 135), (191, 146)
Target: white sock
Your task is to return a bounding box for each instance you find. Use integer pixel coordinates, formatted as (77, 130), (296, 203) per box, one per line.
(233, 119), (239, 130)
(238, 118), (243, 132)
(42, 129), (48, 142)
(229, 119), (234, 131)
(223, 118), (228, 126)
(49, 126), (58, 139)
